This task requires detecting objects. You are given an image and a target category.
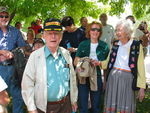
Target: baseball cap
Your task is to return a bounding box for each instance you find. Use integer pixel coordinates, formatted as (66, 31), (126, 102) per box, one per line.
(0, 6), (8, 13)
(43, 18), (62, 31)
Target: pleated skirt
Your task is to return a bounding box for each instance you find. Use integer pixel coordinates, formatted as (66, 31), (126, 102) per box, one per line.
(104, 68), (136, 113)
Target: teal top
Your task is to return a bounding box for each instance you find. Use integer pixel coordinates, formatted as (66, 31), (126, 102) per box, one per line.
(76, 39), (109, 76)
(44, 46), (70, 101)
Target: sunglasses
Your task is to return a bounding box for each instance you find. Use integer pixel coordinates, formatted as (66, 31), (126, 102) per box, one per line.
(0, 15), (9, 18)
(90, 28), (101, 32)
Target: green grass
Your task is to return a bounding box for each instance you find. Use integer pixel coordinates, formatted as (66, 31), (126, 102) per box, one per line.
(136, 89), (150, 113)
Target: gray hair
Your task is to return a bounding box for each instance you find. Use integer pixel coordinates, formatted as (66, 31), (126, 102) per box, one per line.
(115, 19), (133, 38)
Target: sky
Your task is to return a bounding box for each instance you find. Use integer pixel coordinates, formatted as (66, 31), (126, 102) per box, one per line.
(86, 0), (133, 28)
(107, 2), (132, 28)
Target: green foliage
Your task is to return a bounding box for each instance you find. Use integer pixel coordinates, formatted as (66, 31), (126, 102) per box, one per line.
(0, 0), (150, 26)
(131, 0), (150, 19)
(0, 0), (103, 26)
(109, 0), (126, 16)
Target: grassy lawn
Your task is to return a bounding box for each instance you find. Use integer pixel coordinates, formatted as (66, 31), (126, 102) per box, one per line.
(136, 89), (150, 113)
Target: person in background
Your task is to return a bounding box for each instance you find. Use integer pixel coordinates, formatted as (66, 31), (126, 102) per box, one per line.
(79, 17), (88, 32)
(0, 76), (10, 113)
(100, 20), (146, 113)
(126, 15), (136, 24)
(0, 6), (26, 113)
(99, 13), (115, 49)
(126, 15), (148, 48)
(60, 16), (85, 61)
(15, 21), (27, 40)
(26, 29), (35, 47)
(28, 19), (42, 36)
(22, 18), (78, 113)
(74, 21), (109, 113)
(32, 38), (45, 51)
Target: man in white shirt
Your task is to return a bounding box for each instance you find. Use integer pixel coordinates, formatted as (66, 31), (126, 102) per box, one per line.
(99, 13), (115, 48)
(0, 76), (10, 113)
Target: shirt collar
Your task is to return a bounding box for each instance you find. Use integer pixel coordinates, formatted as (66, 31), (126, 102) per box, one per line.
(118, 39), (133, 47)
(44, 46), (61, 58)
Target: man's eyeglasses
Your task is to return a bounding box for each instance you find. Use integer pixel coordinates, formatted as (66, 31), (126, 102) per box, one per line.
(90, 28), (101, 32)
(0, 15), (9, 18)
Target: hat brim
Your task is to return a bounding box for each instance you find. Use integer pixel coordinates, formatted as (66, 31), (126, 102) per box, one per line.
(44, 27), (62, 31)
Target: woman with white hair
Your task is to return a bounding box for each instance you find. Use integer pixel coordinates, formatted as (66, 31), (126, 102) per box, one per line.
(100, 20), (146, 113)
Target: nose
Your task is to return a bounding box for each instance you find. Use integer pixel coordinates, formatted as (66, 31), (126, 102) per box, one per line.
(50, 33), (56, 39)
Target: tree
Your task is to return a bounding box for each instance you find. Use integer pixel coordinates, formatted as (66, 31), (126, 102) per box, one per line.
(0, 0), (102, 26)
(0, 0), (150, 26)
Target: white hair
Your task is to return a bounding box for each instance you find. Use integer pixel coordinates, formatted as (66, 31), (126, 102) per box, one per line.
(115, 19), (133, 38)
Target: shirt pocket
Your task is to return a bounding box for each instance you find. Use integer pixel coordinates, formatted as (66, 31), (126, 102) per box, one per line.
(61, 66), (70, 81)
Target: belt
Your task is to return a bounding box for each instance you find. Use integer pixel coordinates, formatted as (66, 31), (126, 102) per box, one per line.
(0, 59), (13, 66)
(113, 67), (131, 72)
(47, 95), (68, 105)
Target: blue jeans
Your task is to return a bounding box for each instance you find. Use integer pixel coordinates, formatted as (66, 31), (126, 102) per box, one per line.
(0, 65), (24, 113)
(78, 76), (103, 113)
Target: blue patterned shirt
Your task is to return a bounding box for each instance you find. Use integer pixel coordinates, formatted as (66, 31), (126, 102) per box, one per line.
(0, 25), (26, 51)
(44, 46), (70, 101)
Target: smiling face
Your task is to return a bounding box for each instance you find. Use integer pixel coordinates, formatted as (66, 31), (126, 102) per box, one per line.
(0, 12), (9, 27)
(43, 30), (63, 49)
(115, 25), (127, 41)
(89, 24), (101, 42)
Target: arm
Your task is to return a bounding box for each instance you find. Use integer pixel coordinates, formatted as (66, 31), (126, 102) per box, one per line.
(0, 50), (14, 60)
(139, 34), (148, 47)
(21, 53), (37, 111)
(74, 57), (80, 66)
(67, 52), (78, 112)
(16, 30), (26, 47)
(100, 51), (110, 69)
(137, 44), (146, 102)
(0, 90), (10, 106)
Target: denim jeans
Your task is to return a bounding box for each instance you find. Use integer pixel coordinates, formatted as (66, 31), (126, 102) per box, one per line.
(78, 76), (103, 113)
(0, 65), (24, 113)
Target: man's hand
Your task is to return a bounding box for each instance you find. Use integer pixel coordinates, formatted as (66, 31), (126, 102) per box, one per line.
(0, 50), (14, 61)
(90, 59), (101, 67)
(72, 103), (78, 112)
(0, 90), (10, 106)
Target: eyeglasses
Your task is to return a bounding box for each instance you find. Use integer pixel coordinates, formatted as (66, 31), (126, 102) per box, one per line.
(0, 15), (9, 18)
(90, 28), (101, 32)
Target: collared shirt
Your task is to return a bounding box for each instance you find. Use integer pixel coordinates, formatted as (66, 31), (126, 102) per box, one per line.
(44, 46), (70, 101)
(0, 25), (26, 51)
(114, 39), (133, 71)
(0, 76), (7, 92)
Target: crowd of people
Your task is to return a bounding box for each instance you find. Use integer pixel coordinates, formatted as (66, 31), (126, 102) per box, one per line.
(0, 5), (149, 113)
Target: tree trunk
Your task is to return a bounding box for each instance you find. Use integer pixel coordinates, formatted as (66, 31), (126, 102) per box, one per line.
(9, 8), (16, 24)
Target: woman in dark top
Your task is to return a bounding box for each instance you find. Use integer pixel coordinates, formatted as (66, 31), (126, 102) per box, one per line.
(74, 21), (109, 113)
(60, 16), (85, 61)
